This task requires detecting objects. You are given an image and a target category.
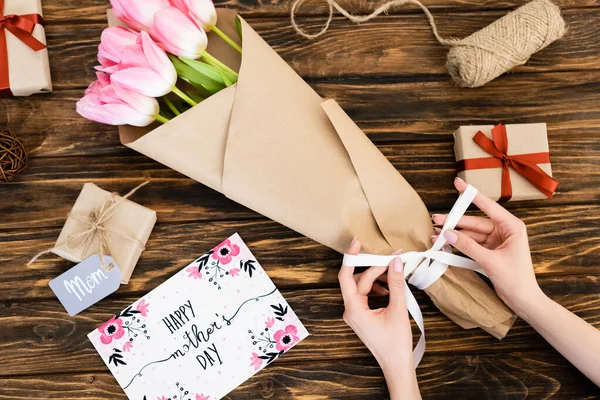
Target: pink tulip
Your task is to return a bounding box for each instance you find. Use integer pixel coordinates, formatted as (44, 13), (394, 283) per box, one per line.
(98, 27), (139, 73)
(109, 31), (178, 98)
(77, 72), (160, 127)
(110, 0), (170, 31)
(150, 6), (208, 59)
(170, 0), (217, 31)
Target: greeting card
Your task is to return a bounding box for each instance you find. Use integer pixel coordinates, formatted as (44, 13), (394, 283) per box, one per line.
(88, 234), (309, 399)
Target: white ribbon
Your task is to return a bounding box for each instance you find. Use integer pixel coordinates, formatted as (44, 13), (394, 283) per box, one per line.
(342, 184), (487, 367)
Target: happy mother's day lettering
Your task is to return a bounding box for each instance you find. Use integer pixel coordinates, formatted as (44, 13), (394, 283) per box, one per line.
(162, 300), (224, 370)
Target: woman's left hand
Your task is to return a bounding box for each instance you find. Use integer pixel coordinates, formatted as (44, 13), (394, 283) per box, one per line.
(339, 237), (421, 400)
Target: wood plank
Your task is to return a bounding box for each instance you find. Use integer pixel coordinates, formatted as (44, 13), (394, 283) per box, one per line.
(2, 205), (598, 301)
(41, 9), (600, 90)
(0, 126), (597, 230)
(3, 67), (600, 158)
(40, 0), (600, 24)
(1, 352), (599, 399)
(1, 277), (598, 378)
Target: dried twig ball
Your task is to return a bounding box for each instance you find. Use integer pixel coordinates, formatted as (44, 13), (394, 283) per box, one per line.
(0, 130), (28, 183)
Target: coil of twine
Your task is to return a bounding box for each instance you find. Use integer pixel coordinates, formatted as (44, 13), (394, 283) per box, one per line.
(291, 0), (566, 88)
(0, 129), (28, 183)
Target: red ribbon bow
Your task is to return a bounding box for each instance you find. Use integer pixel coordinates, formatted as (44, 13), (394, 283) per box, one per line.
(457, 124), (559, 201)
(0, 0), (46, 96)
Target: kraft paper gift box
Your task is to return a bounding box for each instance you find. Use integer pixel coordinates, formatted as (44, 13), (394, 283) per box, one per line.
(51, 183), (156, 284)
(0, 0), (52, 96)
(110, 10), (516, 338)
(454, 123), (557, 201)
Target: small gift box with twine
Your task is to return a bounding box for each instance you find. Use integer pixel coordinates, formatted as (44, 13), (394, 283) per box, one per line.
(454, 123), (559, 201)
(29, 182), (156, 284)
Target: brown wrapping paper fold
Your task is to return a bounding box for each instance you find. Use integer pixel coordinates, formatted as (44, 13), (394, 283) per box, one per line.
(454, 123), (554, 201)
(1, 0), (52, 96)
(113, 10), (515, 338)
(47, 183), (156, 284)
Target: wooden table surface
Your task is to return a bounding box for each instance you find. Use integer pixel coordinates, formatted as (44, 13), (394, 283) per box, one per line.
(1, 0), (599, 398)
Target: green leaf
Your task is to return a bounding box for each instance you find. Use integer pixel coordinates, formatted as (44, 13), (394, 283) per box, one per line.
(169, 55), (225, 94)
(235, 16), (243, 40)
(179, 57), (226, 84)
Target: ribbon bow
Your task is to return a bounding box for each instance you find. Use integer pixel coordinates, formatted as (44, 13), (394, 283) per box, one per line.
(342, 184), (486, 367)
(457, 124), (559, 201)
(0, 0), (47, 96)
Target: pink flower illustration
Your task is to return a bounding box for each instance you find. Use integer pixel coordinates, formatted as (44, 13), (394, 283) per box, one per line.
(158, 396), (168, 400)
(211, 239), (240, 265)
(122, 341), (133, 352)
(98, 317), (125, 345)
(250, 352), (263, 371)
(196, 394), (210, 400)
(136, 299), (150, 316)
(228, 268), (240, 277)
(265, 317), (275, 329)
(273, 325), (299, 352)
(187, 265), (203, 279)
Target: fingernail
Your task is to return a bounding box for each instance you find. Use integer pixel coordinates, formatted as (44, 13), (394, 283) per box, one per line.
(391, 258), (403, 273)
(431, 214), (440, 220)
(434, 227), (442, 234)
(392, 249), (403, 255)
(430, 235), (437, 242)
(443, 230), (458, 244)
(455, 176), (465, 183)
(350, 236), (358, 247)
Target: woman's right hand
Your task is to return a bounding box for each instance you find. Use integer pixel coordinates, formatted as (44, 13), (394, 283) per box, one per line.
(431, 177), (545, 315)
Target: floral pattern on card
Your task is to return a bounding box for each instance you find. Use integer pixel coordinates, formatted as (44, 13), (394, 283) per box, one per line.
(89, 233), (309, 400)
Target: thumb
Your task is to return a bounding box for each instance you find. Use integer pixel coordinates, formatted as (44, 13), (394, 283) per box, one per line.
(387, 256), (407, 315)
(443, 230), (490, 262)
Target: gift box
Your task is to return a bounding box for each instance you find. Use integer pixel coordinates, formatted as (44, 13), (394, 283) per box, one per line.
(454, 123), (558, 201)
(50, 183), (156, 284)
(109, 10), (515, 339)
(0, 0), (52, 96)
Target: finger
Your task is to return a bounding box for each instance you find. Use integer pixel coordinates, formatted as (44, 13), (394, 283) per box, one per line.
(454, 177), (518, 224)
(387, 256), (408, 316)
(443, 229), (491, 262)
(339, 237), (360, 306)
(432, 213), (495, 234)
(357, 266), (389, 295)
(372, 281), (389, 296)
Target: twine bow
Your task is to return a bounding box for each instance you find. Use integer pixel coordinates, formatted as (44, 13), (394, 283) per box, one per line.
(0, 0), (46, 96)
(28, 182), (150, 269)
(457, 124), (559, 201)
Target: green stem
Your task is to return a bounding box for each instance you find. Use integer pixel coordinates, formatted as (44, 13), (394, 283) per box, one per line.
(171, 85), (198, 107)
(201, 51), (239, 78)
(164, 97), (181, 116)
(155, 114), (170, 124)
(211, 26), (242, 54)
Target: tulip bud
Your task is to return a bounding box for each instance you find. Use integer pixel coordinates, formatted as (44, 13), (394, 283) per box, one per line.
(77, 72), (160, 127)
(110, 32), (178, 98)
(98, 27), (139, 71)
(170, 0), (217, 31)
(150, 6), (208, 59)
(111, 0), (170, 31)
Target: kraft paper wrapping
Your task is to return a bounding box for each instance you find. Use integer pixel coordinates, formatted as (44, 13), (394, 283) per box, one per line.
(454, 123), (553, 201)
(52, 183), (157, 284)
(113, 10), (515, 338)
(3, 0), (52, 96)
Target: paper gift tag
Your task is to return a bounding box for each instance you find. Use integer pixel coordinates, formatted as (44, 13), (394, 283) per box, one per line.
(49, 255), (122, 316)
(88, 233), (309, 400)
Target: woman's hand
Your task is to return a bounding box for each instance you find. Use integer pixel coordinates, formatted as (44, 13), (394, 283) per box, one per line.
(432, 177), (545, 314)
(339, 237), (421, 400)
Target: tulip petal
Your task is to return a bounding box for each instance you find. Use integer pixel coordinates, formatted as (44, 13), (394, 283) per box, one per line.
(150, 7), (207, 59)
(113, 84), (160, 116)
(77, 95), (128, 125)
(140, 31), (178, 86)
(101, 104), (156, 127)
(111, 67), (173, 97)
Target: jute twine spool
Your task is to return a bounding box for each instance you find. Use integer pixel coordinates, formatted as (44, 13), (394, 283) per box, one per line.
(0, 129), (27, 183)
(291, 0), (566, 88)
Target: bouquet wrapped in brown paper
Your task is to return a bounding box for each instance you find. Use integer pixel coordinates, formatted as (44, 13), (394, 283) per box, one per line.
(109, 9), (516, 339)
(29, 182), (157, 284)
(0, 0), (52, 96)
